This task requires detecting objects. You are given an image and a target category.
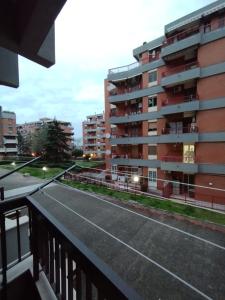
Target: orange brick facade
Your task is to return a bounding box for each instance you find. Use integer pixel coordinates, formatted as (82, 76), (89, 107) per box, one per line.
(82, 113), (106, 159)
(0, 107), (17, 156)
(105, 1), (225, 205)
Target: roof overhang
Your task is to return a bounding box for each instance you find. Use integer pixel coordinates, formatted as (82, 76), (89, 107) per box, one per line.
(0, 0), (67, 87)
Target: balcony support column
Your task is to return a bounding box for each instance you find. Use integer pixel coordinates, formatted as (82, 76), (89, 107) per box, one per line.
(0, 212), (7, 295)
(31, 210), (40, 281)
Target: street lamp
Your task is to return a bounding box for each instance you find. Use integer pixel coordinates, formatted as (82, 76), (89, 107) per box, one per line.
(132, 175), (140, 196)
(42, 166), (48, 179)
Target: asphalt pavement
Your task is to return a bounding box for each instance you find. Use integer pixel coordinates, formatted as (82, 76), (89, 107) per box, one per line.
(31, 183), (225, 300)
(0, 169), (44, 191)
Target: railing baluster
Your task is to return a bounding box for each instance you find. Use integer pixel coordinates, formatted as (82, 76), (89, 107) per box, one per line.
(32, 211), (39, 281)
(16, 210), (22, 262)
(1, 196), (142, 300)
(55, 240), (60, 296)
(86, 275), (92, 299)
(44, 230), (50, 276)
(67, 255), (73, 300)
(49, 234), (55, 286)
(0, 212), (7, 291)
(76, 265), (82, 300)
(0, 187), (4, 201)
(98, 290), (105, 300)
(60, 246), (66, 300)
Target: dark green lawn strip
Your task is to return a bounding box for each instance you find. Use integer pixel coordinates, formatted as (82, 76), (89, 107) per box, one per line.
(0, 165), (63, 179)
(74, 160), (104, 168)
(62, 180), (225, 226)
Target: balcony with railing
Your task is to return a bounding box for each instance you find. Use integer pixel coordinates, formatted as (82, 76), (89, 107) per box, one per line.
(108, 53), (160, 76)
(161, 124), (198, 135)
(162, 19), (225, 57)
(163, 25), (200, 47)
(161, 155), (198, 173)
(161, 93), (200, 115)
(109, 83), (143, 97)
(161, 61), (200, 87)
(160, 123), (199, 143)
(0, 196), (140, 300)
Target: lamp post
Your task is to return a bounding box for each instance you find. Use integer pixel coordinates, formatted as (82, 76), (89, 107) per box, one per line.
(132, 175), (140, 196)
(42, 166), (48, 179)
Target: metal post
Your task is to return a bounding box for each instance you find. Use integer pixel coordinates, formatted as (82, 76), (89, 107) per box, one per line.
(0, 187), (4, 201)
(16, 210), (22, 262)
(0, 156), (41, 180)
(31, 210), (39, 281)
(0, 212), (7, 292)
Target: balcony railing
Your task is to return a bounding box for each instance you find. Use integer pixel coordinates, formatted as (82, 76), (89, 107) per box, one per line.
(112, 131), (142, 138)
(108, 61), (140, 74)
(0, 196), (141, 300)
(163, 20), (225, 47)
(161, 93), (198, 106)
(161, 125), (198, 134)
(112, 153), (143, 159)
(110, 109), (142, 117)
(109, 84), (142, 96)
(141, 53), (160, 64)
(161, 61), (198, 77)
(163, 25), (200, 46)
(108, 53), (160, 75)
(162, 155), (195, 163)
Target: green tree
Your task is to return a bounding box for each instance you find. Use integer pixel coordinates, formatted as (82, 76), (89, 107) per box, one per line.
(44, 120), (71, 162)
(72, 147), (83, 158)
(17, 130), (32, 155)
(31, 125), (48, 156)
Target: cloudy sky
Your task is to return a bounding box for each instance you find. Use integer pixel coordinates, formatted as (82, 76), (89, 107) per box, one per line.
(0, 0), (214, 140)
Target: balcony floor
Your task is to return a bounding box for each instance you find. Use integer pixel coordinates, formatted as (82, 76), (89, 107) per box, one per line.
(29, 182), (225, 300)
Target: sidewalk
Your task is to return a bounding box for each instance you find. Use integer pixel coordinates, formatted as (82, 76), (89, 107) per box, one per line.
(4, 182), (57, 200)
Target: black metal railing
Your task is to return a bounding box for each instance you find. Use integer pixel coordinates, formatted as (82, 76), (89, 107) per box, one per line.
(0, 156), (41, 181)
(0, 196), (141, 300)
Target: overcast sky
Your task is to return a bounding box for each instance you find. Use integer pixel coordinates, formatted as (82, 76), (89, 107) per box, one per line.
(0, 0), (214, 140)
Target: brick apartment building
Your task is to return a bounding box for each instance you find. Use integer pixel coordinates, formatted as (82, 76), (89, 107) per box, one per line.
(0, 106), (18, 156)
(82, 113), (106, 159)
(17, 118), (74, 150)
(105, 0), (225, 204)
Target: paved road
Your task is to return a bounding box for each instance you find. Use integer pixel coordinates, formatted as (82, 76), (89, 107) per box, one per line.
(32, 182), (225, 300)
(0, 169), (44, 191)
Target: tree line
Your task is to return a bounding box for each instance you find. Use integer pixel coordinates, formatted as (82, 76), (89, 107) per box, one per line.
(17, 120), (72, 162)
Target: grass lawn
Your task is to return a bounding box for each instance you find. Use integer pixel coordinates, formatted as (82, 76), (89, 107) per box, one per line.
(62, 180), (225, 226)
(74, 160), (104, 168)
(0, 165), (63, 179)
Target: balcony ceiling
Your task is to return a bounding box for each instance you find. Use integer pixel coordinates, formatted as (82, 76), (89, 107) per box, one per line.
(0, 0), (67, 67)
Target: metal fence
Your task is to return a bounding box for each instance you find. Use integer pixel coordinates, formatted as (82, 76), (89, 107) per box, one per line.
(64, 167), (225, 212)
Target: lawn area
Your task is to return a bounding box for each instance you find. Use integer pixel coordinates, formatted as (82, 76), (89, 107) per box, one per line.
(62, 180), (225, 226)
(0, 165), (63, 179)
(74, 160), (104, 168)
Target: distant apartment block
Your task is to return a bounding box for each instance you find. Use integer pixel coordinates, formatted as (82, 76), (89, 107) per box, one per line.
(82, 113), (106, 158)
(0, 107), (18, 156)
(17, 118), (74, 149)
(105, 0), (225, 204)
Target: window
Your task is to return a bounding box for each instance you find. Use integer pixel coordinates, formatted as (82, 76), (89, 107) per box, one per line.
(148, 122), (157, 132)
(148, 96), (157, 107)
(148, 145), (157, 155)
(183, 144), (195, 163)
(148, 168), (157, 188)
(149, 71), (157, 83)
